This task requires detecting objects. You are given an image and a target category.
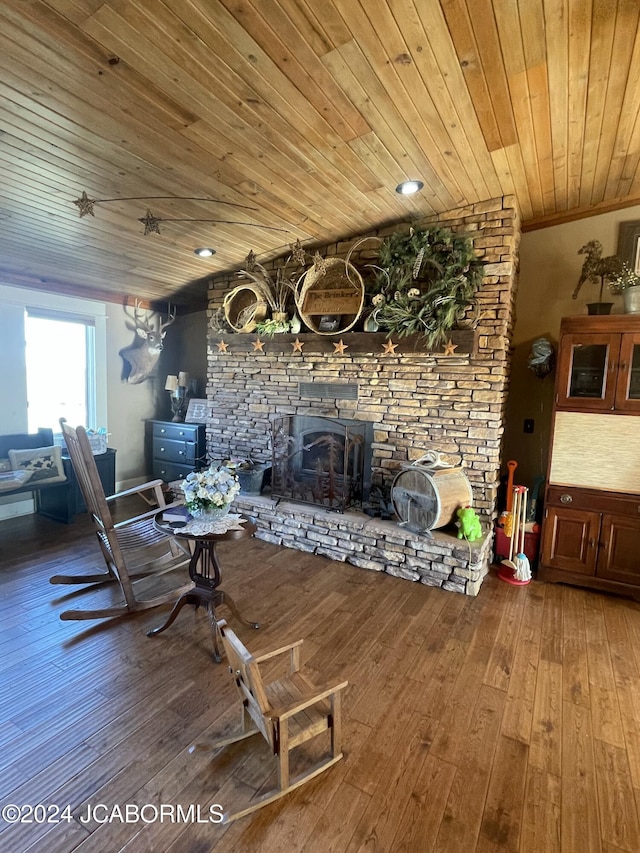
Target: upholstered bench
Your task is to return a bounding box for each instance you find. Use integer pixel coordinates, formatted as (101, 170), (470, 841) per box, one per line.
(0, 428), (73, 523)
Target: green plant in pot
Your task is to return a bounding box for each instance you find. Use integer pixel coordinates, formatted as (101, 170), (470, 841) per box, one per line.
(608, 263), (640, 314)
(572, 240), (625, 315)
(364, 225), (484, 348)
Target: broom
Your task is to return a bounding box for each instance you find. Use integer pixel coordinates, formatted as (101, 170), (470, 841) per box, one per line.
(514, 486), (532, 583)
(498, 486), (520, 581)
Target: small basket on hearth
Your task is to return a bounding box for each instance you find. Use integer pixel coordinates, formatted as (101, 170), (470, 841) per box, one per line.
(296, 257), (365, 335)
(223, 283), (268, 333)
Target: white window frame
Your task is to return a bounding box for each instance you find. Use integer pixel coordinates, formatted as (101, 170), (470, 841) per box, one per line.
(0, 285), (108, 435)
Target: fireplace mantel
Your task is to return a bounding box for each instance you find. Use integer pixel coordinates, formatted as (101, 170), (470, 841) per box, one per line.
(212, 329), (476, 356)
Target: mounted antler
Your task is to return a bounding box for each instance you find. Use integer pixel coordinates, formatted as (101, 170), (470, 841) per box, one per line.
(120, 300), (176, 384)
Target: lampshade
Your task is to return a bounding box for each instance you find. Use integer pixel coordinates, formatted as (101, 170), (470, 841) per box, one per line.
(165, 374), (179, 391)
(178, 371), (190, 387)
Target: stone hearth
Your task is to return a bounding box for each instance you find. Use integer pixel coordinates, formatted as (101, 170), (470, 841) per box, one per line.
(206, 197), (520, 595)
(233, 493), (493, 596)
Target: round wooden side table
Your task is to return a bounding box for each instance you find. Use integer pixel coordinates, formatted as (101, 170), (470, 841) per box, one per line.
(147, 512), (260, 661)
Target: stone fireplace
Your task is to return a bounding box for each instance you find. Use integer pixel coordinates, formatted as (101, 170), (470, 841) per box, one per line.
(204, 197), (520, 595)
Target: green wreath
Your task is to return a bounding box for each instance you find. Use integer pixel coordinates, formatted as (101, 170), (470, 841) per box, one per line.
(369, 226), (483, 348)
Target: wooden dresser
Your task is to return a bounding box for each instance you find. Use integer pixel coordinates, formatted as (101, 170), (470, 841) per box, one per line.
(146, 420), (206, 483)
(539, 315), (640, 597)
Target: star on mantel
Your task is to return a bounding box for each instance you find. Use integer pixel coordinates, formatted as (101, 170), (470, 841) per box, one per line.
(138, 209), (162, 235)
(333, 339), (348, 355)
(291, 338), (304, 353)
(217, 340), (229, 353)
(252, 338), (265, 352)
(442, 339), (458, 356)
(382, 339), (398, 355)
(73, 191), (96, 217)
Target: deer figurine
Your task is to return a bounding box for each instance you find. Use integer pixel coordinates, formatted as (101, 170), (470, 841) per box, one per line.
(119, 300), (176, 384)
(572, 240), (624, 302)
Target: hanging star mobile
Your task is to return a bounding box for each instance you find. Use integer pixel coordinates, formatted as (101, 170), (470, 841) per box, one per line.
(72, 191), (292, 236)
(72, 191), (258, 218)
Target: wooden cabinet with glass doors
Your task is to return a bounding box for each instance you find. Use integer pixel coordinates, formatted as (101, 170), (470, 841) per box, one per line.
(555, 315), (640, 412)
(539, 315), (640, 598)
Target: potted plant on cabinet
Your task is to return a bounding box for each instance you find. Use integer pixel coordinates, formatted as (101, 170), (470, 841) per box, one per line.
(608, 263), (640, 314)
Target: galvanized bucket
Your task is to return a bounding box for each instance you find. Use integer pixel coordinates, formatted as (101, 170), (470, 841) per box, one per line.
(623, 285), (640, 314)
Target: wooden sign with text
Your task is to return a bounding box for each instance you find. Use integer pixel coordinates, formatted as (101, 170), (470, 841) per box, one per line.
(301, 288), (361, 316)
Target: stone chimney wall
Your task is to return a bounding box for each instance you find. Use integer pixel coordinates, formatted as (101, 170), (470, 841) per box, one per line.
(205, 196), (520, 519)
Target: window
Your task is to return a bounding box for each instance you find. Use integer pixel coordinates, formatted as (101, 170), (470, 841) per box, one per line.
(25, 310), (96, 435)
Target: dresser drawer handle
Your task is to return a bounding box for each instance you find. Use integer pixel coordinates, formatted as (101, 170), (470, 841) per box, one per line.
(560, 493), (573, 504)
(160, 428), (166, 434)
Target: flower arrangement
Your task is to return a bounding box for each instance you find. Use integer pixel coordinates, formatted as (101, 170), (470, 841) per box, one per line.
(181, 464), (240, 514)
(608, 262), (640, 294)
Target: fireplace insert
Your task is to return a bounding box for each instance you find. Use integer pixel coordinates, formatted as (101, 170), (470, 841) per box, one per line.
(271, 415), (373, 512)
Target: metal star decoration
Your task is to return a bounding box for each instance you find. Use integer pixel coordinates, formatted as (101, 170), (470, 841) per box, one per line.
(246, 250), (257, 272)
(382, 339), (398, 355)
(73, 191), (96, 217)
(333, 339), (348, 354)
(291, 338), (304, 353)
(442, 339), (458, 356)
(217, 340), (229, 352)
(252, 338), (265, 352)
(139, 209), (162, 235)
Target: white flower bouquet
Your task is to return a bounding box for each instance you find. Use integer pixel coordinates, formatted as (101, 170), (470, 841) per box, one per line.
(181, 464), (240, 514)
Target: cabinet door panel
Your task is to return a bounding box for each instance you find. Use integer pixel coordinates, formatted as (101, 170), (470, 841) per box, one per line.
(541, 507), (599, 574)
(596, 514), (640, 585)
(556, 334), (619, 410)
(614, 333), (640, 412)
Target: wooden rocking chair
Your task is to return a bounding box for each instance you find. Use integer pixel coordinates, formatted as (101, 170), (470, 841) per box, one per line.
(51, 420), (193, 621)
(194, 621), (348, 823)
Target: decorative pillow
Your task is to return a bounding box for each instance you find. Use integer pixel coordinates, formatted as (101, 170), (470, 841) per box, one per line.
(8, 445), (67, 484)
(0, 458), (10, 472)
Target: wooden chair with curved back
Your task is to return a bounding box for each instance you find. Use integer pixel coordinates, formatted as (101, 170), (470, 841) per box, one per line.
(192, 620), (348, 822)
(51, 420), (193, 621)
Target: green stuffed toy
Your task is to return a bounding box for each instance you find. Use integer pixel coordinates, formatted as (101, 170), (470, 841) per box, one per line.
(456, 506), (482, 541)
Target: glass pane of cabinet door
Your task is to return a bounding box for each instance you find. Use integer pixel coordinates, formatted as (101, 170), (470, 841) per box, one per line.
(615, 333), (640, 412)
(557, 333), (619, 409)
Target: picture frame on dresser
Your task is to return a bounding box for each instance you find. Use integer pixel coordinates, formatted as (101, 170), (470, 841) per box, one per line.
(185, 398), (208, 423)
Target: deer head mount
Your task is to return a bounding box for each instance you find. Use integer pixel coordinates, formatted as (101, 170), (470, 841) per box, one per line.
(119, 300), (176, 384)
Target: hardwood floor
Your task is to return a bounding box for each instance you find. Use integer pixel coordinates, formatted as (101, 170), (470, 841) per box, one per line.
(2, 507), (640, 852)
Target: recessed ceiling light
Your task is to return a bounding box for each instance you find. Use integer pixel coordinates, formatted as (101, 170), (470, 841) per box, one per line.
(395, 180), (424, 195)
(194, 247), (216, 257)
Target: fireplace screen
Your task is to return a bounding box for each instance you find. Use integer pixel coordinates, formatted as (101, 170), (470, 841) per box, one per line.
(271, 415), (372, 511)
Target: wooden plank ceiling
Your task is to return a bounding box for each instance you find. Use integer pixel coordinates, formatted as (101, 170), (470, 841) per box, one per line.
(1, 0), (639, 310)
